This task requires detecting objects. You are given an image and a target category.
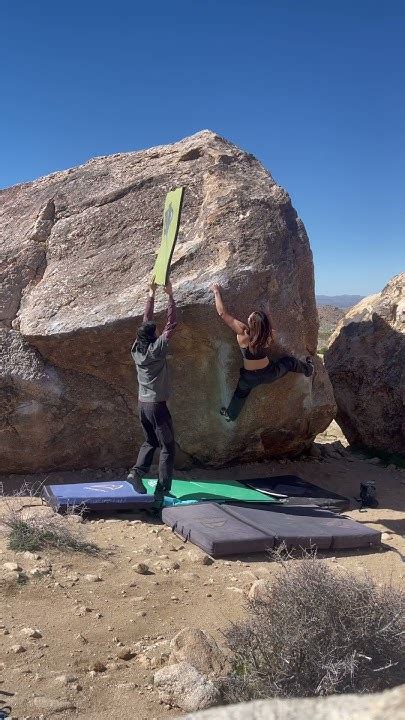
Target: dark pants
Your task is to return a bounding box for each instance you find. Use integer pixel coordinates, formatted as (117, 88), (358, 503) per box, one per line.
(227, 356), (312, 421)
(135, 401), (175, 492)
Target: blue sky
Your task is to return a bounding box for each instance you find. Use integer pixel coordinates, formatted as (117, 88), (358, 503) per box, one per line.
(1, 0), (404, 295)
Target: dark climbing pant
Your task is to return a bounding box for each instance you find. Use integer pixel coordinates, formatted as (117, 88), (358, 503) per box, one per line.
(135, 401), (175, 493)
(226, 356), (312, 421)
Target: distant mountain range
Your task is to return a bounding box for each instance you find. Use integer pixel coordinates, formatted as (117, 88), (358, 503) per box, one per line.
(316, 294), (364, 309)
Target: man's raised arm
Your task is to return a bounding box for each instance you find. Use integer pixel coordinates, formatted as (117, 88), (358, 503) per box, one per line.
(162, 282), (177, 340)
(143, 278), (157, 321)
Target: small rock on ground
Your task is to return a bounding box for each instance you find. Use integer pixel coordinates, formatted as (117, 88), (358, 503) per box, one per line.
(21, 627), (42, 638)
(3, 562), (22, 572)
(11, 644), (26, 654)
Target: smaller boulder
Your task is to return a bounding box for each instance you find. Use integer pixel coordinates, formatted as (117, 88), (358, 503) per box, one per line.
(154, 662), (219, 711)
(169, 627), (225, 676)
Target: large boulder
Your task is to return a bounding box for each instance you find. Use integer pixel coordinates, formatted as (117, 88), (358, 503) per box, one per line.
(178, 683), (405, 719)
(325, 273), (405, 456)
(0, 130), (334, 472)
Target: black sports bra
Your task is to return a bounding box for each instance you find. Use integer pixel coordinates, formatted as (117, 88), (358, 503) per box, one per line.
(240, 346), (268, 360)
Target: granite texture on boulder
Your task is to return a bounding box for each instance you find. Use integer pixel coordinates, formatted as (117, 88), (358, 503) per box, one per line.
(0, 130), (334, 472)
(325, 273), (405, 456)
(178, 683), (405, 720)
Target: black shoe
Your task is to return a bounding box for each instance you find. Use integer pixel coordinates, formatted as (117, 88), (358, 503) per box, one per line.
(220, 407), (232, 422)
(127, 468), (147, 494)
(305, 357), (314, 377)
(152, 487), (165, 510)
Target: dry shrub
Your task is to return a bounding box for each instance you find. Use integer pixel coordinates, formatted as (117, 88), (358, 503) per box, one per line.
(221, 552), (405, 702)
(0, 485), (98, 555)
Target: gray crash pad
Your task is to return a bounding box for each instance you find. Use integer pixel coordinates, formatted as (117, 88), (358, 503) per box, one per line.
(162, 502), (381, 557)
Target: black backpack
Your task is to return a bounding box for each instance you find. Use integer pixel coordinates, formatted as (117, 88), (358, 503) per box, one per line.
(359, 479), (378, 508)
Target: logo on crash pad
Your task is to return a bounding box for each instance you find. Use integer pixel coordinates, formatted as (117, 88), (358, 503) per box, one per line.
(163, 203), (174, 237)
(199, 519), (227, 528)
(83, 484), (124, 493)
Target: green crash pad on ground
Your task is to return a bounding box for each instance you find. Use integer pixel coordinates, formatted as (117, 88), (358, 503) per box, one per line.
(142, 477), (278, 503)
(153, 187), (184, 285)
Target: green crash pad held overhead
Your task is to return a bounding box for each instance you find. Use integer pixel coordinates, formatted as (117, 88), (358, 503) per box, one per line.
(153, 187), (184, 285)
(143, 477), (277, 504)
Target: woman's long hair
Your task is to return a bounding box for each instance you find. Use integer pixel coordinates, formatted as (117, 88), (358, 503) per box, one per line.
(248, 311), (273, 353)
(135, 321), (157, 354)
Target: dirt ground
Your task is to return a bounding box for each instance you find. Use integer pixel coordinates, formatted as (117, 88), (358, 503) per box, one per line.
(1, 423), (404, 720)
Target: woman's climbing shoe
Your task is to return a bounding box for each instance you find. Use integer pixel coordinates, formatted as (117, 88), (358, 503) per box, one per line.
(220, 407), (232, 422)
(305, 357), (315, 377)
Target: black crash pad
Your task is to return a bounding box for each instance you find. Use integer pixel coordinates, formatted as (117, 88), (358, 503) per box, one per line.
(162, 502), (381, 557)
(242, 475), (350, 513)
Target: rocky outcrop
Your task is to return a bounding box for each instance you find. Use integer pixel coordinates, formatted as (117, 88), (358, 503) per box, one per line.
(325, 273), (405, 456)
(0, 130), (335, 472)
(179, 683), (405, 719)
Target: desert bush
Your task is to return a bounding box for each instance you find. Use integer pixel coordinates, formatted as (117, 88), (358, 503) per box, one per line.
(0, 489), (98, 555)
(5, 516), (98, 554)
(221, 553), (405, 702)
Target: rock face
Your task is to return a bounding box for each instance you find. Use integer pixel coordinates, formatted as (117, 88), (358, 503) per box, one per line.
(0, 130), (334, 472)
(325, 273), (405, 456)
(178, 683), (405, 720)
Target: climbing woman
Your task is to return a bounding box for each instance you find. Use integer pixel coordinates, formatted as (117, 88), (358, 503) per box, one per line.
(212, 283), (314, 421)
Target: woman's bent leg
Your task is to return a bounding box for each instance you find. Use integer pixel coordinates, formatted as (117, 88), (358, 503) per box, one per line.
(277, 356), (313, 376)
(266, 356), (314, 382)
(226, 371), (255, 421)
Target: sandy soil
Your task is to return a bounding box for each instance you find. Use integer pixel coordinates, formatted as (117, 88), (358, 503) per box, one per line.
(1, 424), (404, 720)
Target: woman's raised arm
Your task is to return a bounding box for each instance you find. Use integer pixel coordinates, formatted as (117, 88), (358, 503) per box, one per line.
(212, 284), (247, 335)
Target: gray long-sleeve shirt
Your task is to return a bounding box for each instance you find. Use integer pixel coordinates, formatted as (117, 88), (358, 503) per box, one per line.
(131, 295), (177, 402)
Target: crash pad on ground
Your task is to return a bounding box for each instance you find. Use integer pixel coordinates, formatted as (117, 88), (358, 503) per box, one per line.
(242, 475), (350, 513)
(142, 477), (277, 503)
(162, 502), (381, 557)
(42, 481), (155, 512)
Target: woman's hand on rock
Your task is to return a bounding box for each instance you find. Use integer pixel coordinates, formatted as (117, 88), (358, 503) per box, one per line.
(212, 283), (221, 294)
